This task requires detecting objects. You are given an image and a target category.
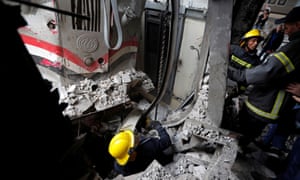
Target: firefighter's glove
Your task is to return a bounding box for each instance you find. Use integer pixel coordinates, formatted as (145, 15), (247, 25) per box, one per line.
(227, 66), (247, 84)
(144, 117), (152, 129)
(149, 121), (162, 130)
(145, 118), (162, 130)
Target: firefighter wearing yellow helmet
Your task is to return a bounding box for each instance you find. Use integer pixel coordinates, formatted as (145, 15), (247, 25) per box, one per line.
(223, 29), (264, 129)
(229, 28), (263, 71)
(108, 130), (135, 166)
(227, 28), (263, 92)
(108, 120), (173, 176)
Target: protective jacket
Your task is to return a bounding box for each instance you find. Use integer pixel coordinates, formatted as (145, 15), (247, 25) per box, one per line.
(228, 31), (300, 122)
(228, 44), (261, 92)
(230, 44), (261, 69)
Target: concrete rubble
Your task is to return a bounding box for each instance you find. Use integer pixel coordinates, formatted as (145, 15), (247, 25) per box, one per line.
(59, 68), (155, 118)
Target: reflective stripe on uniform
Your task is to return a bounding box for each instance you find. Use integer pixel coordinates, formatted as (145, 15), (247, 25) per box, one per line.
(231, 55), (253, 68)
(245, 90), (286, 120)
(273, 52), (295, 73)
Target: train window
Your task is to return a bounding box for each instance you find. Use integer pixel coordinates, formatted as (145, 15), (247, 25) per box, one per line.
(267, 0), (287, 6)
(277, 0), (287, 6)
(267, 0), (277, 5)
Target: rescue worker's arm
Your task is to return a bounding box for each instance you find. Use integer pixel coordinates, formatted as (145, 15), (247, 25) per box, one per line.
(228, 54), (287, 85)
(227, 65), (247, 84)
(149, 121), (172, 150)
(245, 55), (284, 84)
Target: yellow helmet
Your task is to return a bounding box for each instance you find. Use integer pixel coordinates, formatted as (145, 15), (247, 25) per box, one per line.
(240, 29), (263, 46)
(108, 130), (135, 165)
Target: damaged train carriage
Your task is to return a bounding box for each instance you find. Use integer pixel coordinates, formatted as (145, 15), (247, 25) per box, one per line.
(4, 0), (290, 179)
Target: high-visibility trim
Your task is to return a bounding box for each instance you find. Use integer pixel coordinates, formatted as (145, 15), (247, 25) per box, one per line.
(231, 55), (252, 68)
(274, 52), (295, 73)
(240, 85), (246, 91)
(245, 90), (285, 120)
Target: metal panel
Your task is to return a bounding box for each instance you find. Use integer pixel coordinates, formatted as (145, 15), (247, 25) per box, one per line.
(172, 16), (206, 104)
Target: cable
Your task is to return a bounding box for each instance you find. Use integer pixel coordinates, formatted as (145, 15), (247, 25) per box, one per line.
(101, 0), (123, 50)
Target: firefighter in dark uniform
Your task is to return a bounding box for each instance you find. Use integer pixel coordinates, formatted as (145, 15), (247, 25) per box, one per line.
(108, 120), (173, 176)
(223, 29), (263, 131)
(229, 28), (264, 93)
(230, 29), (263, 70)
(228, 6), (300, 150)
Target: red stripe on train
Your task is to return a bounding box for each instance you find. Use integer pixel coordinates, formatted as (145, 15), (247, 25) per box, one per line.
(20, 34), (138, 72)
(20, 34), (101, 72)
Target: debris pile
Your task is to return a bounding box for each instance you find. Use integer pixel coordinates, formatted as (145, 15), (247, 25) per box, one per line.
(59, 69), (154, 118)
(108, 68), (242, 180)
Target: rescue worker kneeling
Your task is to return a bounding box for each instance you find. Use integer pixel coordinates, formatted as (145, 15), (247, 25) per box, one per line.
(108, 120), (173, 176)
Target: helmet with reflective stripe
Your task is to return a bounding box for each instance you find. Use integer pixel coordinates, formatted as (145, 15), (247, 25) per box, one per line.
(240, 29), (263, 46)
(108, 130), (135, 165)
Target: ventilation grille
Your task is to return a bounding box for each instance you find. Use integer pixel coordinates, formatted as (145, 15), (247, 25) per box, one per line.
(71, 0), (101, 32)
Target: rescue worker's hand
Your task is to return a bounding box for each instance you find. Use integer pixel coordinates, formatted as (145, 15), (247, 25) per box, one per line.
(286, 83), (300, 97)
(227, 66), (238, 80)
(227, 66), (247, 84)
(145, 118), (162, 130)
(292, 95), (300, 103)
(145, 117), (152, 129)
(149, 120), (162, 130)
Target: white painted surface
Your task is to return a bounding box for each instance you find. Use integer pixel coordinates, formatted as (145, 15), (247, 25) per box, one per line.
(173, 18), (205, 108)
(172, 18), (206, 103)
(182, 0), (208, 9)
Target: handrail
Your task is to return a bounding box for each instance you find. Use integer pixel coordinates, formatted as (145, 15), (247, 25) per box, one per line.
(101, 0), (123, 50)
